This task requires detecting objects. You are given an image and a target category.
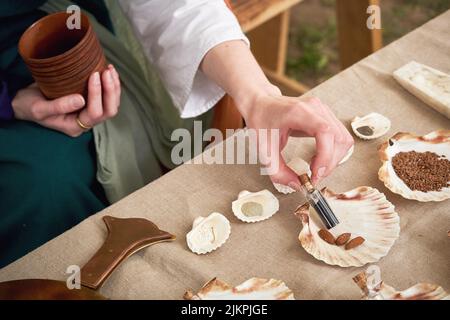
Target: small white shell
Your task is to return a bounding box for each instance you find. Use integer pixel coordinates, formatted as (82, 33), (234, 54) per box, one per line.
(294, 187), (400, 267)
(351, 112), (391, 140)
(272, 158), (311, 194)
(232, 190), (279, 223)
(378, 130), (450, 202)
(184, 277), (295, 300)
(186, 212), (231, 254)
(353, 271), (450, 300)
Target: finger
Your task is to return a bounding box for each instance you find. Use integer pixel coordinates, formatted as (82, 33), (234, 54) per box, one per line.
(310, 132), (335, 184)
(42, 113), (84, 138)
(319, 101), (354, 167)
(270, 157), (301, 189)
(32, 94), (85, 120)
(263, 138), (300, 187)
(101, 69), (118, 118)
(257, 129), (301, 189)
(79, 72), (103, 127)
(315, 105), (344, 171)
(286, 105), (330, 137)
(109, 64), (121, 96)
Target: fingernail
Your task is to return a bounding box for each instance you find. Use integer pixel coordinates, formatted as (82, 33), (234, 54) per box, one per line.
(107, 70), (113, 83)
(288, 182), (302, 191)
(111, 66), (119, 79)
(93, 72), (100, 85)
(317, 167), (327, 177)
(72, 95), (85, 106)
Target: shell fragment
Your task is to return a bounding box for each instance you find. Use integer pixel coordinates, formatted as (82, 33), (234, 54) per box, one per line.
(186, 212), (231, 254)
(294, 187), (400, 267)
(353, 270), (450, 300)
(232, 190), (279, 223)
(184, 277), (295, 300)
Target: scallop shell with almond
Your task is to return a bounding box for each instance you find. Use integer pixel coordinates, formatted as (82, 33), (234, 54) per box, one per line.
(184, 277), (294, 300)
(232, 190), (279, 223)
(378, 130), (450, 202)
(294, 187), (400, 267)
(353, 271), (449, 300)
(186, 212), (231, 254)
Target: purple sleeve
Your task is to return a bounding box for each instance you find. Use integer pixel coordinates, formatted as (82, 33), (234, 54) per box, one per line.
(0, 80), (14, 120)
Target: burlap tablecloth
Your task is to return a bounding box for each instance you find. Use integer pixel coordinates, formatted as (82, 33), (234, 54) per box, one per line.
(1, 11), (449, 300)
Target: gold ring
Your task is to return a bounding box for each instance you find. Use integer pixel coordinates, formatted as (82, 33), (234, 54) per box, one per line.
(76, 117), (92, 130)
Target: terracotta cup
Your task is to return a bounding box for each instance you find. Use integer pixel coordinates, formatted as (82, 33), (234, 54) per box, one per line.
(18, 11), (106, 99)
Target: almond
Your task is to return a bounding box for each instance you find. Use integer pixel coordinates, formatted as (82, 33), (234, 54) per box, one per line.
(335, 233), (351, 246)
(318, 229), (335, 244)
(345, 236), (365, 250)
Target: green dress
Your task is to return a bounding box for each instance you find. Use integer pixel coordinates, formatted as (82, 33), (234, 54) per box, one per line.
(0, 0), (212, 267)
(0, 0), (115, 268)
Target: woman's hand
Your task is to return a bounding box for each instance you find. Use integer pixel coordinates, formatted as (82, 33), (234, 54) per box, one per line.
(239, 90), (354, 187)
(12, 64), (121, 137)
(201, 40), (353, 187)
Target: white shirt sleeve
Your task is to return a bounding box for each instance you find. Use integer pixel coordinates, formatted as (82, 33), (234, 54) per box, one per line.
(118, 0), (249, 118)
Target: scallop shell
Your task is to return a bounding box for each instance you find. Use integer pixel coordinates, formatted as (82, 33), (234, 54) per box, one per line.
(294, 187), (400, 267)
(353, 271), (450, 300)
(186, 212), (231, 254)
(232, 190), (279, 223)
(272, 157), (311, 194)
(378, 130), (450, 202)
(184, 277), (294, 300)
(351, 112), (391, 140)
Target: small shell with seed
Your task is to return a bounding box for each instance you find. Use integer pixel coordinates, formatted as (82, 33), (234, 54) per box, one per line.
(184, 277), (295, 300)
(353, 271), (449, 300)
(351, 112), (391, 140)
(294, 186), (400, 267)
(232, 190), (279, 223)
(186, 212), (231, 254)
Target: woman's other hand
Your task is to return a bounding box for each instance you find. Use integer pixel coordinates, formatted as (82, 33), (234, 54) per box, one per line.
(12, 64), (121, 137)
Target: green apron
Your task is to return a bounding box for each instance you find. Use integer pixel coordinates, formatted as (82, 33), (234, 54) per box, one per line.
(0, 0), (213, 267)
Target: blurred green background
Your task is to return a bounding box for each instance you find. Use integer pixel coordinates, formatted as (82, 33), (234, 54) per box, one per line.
(287, 0), (450, 87)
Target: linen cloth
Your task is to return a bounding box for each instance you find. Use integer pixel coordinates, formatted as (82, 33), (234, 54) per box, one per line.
(0, 11), (449, 299)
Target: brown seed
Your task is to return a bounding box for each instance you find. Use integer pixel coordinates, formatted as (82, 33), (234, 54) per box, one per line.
(318, 229), (336, 244)
(335, 233), (351, 246)
(356, 125), (374, 136)
(345, 236), (365, 250)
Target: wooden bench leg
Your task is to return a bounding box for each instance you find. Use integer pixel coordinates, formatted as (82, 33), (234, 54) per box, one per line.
(336, 0), (383, 69)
